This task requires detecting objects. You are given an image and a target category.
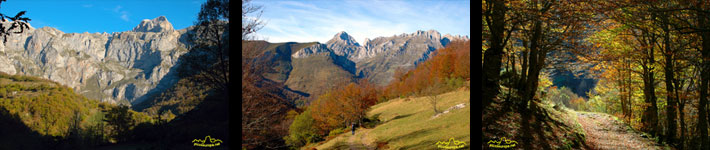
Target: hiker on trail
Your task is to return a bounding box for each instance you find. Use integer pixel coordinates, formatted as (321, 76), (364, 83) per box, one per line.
(351, 123), (356, 135)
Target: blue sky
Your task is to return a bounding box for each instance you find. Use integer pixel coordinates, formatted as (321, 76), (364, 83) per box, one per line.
(0, 0), (206, 33)
(250, 0), (470, 44)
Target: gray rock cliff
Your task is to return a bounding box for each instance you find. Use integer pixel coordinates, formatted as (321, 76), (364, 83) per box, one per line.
(0, 16), (190, 105)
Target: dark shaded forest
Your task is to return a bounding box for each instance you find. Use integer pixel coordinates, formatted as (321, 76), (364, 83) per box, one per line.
(483, 0), (710, 149)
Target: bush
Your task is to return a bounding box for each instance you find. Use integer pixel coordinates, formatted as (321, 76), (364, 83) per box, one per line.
(444, 77), (465, 90)
(285, 109), (321, 148)
(586, 95), (606, 112)
(570, 97), (587, 111)
(545, 86), (580, 109)
(362, 114), (381, 128)
(328, 128), (345, 138)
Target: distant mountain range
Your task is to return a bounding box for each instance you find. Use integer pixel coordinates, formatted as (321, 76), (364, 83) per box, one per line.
(250, 30), (468, 103)
(0, 16), (190, 105)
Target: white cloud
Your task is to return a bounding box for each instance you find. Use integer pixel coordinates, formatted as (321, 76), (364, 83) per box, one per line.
(113, 5), (130, 22)
(121, 13), (130, 22)
(113, 5), (122, 12)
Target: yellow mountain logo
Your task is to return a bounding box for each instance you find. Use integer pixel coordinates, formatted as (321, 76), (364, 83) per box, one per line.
(434, 137), (466, 149)
(192, 135), (223, 147)
(487, 137), (517, 148)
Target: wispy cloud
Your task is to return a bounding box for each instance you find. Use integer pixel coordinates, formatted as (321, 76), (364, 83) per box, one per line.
(113, 5), (130, 22)
(82, 4), (93, 8)
(251, 0), (470, 43)
(121, 13), (130, 22)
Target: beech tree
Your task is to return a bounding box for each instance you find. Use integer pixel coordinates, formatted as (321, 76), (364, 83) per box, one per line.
(180, 0), (230, 92)
(482, 0), (511, 111)
(505, 0), (594, 110)
(424, 81), (445, 114)
(103, 105), (134, 143)
(309, 80), (379, 134)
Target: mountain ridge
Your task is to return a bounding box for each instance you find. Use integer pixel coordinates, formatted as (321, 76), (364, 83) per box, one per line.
(0, 16), (191, 105)
(253, 30), (468, 104)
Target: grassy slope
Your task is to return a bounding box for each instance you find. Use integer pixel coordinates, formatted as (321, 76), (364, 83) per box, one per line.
(249, 41), (353, 100)
(260, 42), (317, 83)
(313, 88), (470, 150)
(286, 54), (356, 98)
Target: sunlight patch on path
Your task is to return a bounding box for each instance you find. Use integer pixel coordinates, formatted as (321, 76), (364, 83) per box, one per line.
(576, 112), (663, 150)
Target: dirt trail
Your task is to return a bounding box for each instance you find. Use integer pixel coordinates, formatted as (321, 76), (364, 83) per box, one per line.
(576, 112), (663, 150)
(348, 128), (375, 150)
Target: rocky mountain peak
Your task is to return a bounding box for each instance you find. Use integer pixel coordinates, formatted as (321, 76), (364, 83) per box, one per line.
(132, 16), (174, 32)
(335, 31), (348, 38)
(443, 34), (470, 41)
(412, 29), (441, 40)
(328, 31), (359, 47)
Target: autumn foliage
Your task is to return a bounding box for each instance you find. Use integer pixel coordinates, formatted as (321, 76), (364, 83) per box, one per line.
(287, 40), (469, 149)
(309, 79), (378, 134)
(384, 40), (470, 100)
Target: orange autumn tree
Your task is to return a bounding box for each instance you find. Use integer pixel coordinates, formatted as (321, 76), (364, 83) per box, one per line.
(384, 40), (471, 100)
(309, 79), (379, 134)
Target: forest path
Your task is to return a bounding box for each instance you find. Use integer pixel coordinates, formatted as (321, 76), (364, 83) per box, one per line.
(576, 112), (663, 150)
(348, 128), (375, 150)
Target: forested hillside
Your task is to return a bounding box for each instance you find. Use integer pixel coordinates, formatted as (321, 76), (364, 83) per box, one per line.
(483, 0), (710, 149)
(0, 72), (153, 149)
(0, 72), (101, 137)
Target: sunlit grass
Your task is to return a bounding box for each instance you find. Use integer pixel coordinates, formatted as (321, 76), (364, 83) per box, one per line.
(315, 88), (470, 149)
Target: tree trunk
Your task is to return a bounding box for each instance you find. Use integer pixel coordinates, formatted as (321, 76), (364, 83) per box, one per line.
(507, 44), (516, 102)
(662, 25), (677, 145)
(482, 0), (507, 112)
(679, 97), (686, 150)
(640, 32), (659, 137)
(675, 74), (686, 149)
(518, 20), (544, 110)
(626, 59), (633, 124)
(620, 72), (628, 121)
(698, 8), (710, 150)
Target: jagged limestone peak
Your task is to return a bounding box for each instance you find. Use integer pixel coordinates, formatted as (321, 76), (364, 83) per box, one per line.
(132, 16), (174, 32)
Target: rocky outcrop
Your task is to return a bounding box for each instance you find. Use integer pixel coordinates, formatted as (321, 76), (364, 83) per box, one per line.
(0, 16), (190, 105)
(325, 31), (362, 57)
(291, 42), (356, 75)
(132, 16), (174, 32)
(291, 43), (332, 58)
(296, 30), (469, 85)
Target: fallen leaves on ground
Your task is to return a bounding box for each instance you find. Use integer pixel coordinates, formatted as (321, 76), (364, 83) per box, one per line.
(577, 112), (663, 150)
